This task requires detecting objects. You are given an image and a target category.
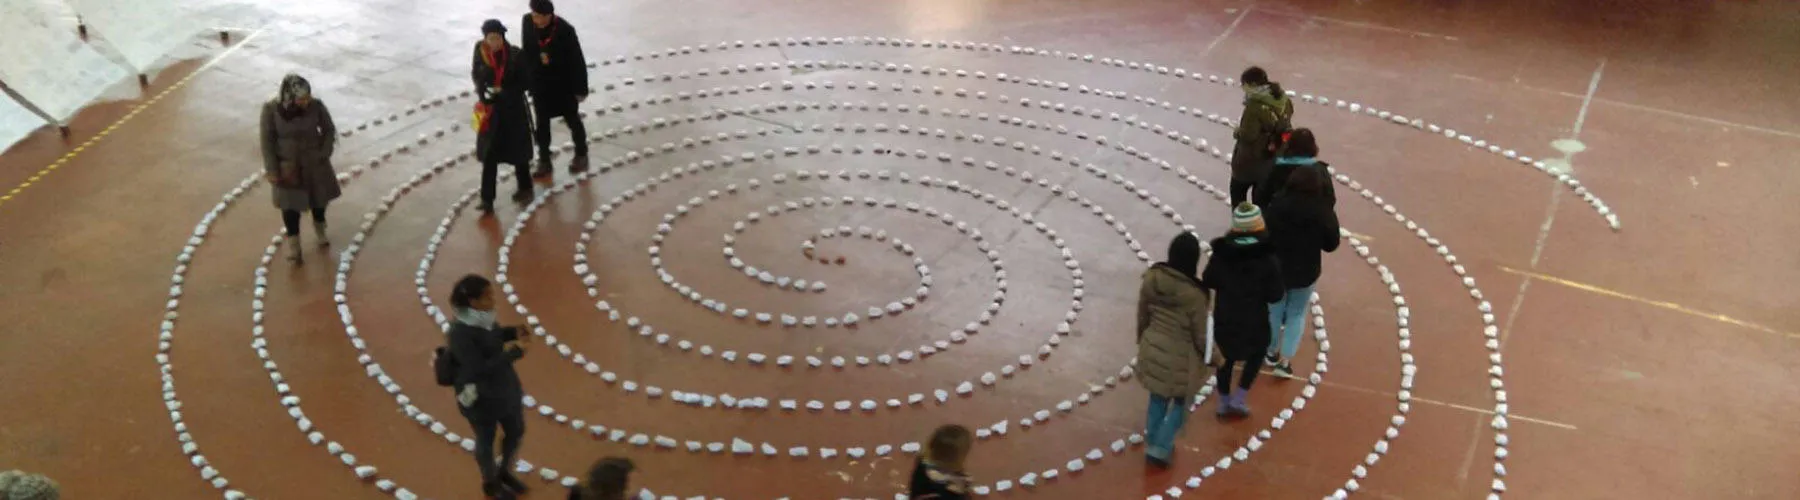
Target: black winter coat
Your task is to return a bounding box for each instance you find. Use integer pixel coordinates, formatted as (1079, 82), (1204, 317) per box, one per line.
(519, 15), (588, 99)
(1201, 234), (1284, 360)
(1266, 192), (1342, 289)
(448, 321), (525, 420)
(1260, 159), (1337, 207)
(472, 42), (535, 166)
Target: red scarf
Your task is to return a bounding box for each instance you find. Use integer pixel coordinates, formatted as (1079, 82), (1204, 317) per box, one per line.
(482, 45), (508, 87)
(537, 18), (558, 49)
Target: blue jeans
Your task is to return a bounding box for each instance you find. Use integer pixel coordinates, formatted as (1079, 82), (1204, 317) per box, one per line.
(1146, 394), (1188, 459)
(1267, 285), (1315, 360)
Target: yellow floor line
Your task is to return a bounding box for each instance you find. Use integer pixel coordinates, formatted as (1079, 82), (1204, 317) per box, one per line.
(0, 29), (265, 209)
(1500, 266), (1796, 340)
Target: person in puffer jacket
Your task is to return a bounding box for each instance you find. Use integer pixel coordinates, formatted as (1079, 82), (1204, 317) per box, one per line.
(1201, 203), (1284, 418)
(1229, 66), (1294, 207)
(1135, 232), (1211, 467)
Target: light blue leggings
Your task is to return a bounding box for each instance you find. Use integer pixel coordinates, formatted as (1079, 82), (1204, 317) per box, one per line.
(1267, 285), (1315, 360)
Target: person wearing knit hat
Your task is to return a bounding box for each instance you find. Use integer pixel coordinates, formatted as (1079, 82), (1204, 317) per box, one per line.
(0, 470), (60, 500)
(520, 0), (592, 177)
(1200, 202), (1284, 418)
(472, 18), (537, 214)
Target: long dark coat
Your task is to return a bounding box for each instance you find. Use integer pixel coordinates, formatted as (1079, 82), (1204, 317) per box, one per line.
(471, 41), (534, 166)
(259, 99), (341, 211)
(1201, 233), (1284, 360)
(518, 14), (588, 100)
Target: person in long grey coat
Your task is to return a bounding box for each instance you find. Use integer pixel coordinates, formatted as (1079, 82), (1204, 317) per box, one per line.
(1136, 231), (1211, 467)
(259, 74), (340, 263)
(473, 19), (536, 214)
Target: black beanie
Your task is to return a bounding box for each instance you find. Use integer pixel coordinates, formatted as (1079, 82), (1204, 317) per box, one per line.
(481, 19), (507, 35)
(530, 0), (554, 15)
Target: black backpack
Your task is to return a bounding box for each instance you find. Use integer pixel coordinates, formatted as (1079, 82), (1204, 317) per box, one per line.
(433, 346), (459, 386)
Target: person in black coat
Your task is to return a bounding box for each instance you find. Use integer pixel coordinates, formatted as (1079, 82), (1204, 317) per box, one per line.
(473, 19), (537, 214)
(1258, 128), (1336, 207)
(446, 274), (531, 499)
(520, 0), (590, 177)
(907, 425), (973, 499)
(1263, 165), (1342, 378)
(1201, 203), (1284, 418)
(568, 456), (634, 500)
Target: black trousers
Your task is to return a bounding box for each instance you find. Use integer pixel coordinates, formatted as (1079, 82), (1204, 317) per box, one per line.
(1215, 356), (1264, 395)
(280, 207), (326, 236)
(1229, 178), (1258, 207)
(532, 95), (587, 158)
(464, 408), (525, 485)
(481, 161), (532, 204)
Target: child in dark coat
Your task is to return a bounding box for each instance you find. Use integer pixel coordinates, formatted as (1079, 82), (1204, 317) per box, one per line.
(908, 425), (973, 499)
(1202, 203), (1285, 418)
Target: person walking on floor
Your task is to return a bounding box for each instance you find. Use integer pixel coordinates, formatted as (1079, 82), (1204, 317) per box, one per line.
(520, 0), (590, 177)
(907, 424), (974, 500)
(1260, 128), (1336, 207)
(1202, 203), (1285, 418)
(568, 456), (635, 500)
(1135, 232), (1211, 468)
(446, 274), (531, 499)
(1263, 132), (1343, 378)
(473, 19), (537, 214)
(1229, 66), (1294, 207)
(259, 74), (340, 264)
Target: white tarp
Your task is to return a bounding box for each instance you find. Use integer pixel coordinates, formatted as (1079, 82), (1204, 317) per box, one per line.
(0, 94), (47, 155)
(63, 0), (206, 73)
(0, 0), (129, 122)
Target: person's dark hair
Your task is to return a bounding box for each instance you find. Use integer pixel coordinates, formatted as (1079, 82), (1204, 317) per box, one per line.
(578, 457), (634, 500)
(1240, 66), (1285, 97)
(1280, 128), (1319, 158)
(1164, 232), (1201, 282)
(530, 0), (555, 15)
(449, 274), (491, 309)
(925, 425), (973, 471)
(1285, 164), (1326, 196)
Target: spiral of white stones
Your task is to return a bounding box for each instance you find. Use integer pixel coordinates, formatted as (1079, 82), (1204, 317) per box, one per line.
(150, 35), (1558, 499)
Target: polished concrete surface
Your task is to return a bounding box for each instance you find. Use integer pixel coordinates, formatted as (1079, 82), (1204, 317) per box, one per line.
(2, 0), (1797, 498)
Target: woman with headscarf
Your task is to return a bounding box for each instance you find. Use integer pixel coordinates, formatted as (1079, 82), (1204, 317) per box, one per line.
(472, 19), (537, 214)
(259, 74), (340, 263)
(1135, 232), (1211, 467)
(1202, 203), (1284, 418)
(445, 274), (530, 499)
(1229, 66), (1294, 207)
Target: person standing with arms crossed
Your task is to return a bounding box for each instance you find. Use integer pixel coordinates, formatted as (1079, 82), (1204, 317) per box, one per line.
(520, 0), (590, 178)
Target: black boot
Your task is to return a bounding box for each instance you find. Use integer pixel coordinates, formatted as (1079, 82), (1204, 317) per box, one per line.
(532, 157), (554, 178)
(482, 479), (516, 499)
(567, 154), (589, 173)
(511, 186), (534, 204)
(498, 472), (530, 494)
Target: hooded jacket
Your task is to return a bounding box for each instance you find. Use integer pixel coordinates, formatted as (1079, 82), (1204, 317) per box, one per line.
(1229, 91), (1295, 183)
(1135, 264), (1211, 399)
(1201, 233), (1284, 360)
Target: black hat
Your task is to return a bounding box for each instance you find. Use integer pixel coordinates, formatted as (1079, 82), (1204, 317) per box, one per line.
(481, 19), (507, 35)
(530, 0), (554, 15)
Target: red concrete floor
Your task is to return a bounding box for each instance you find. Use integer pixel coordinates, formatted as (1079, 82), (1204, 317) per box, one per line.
(2, 0), (1797, 498)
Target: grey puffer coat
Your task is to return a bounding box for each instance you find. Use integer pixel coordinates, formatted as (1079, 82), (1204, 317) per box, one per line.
(259, 100), (341, 211)
(1136, 264), (1211, 399)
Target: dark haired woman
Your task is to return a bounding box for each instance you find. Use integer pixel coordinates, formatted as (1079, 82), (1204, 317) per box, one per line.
(908, 424), (973, 499)
(473, 19), (537, 214)
(447, 274), (530, 499)
(259, 74), (340, 263)
(568, 456), (635, 500)
(1263, 165), (1341, 378)
(1229, 66), (1294, 207)
(1258, 128), (1336, 207)
(1202, 203), (1284, 418)
(1135, 232), (1210, 467)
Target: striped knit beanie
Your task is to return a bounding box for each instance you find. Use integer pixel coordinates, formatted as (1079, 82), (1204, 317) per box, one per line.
(0, 470), (60, 500)
(1230, 202), (1265, 233)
